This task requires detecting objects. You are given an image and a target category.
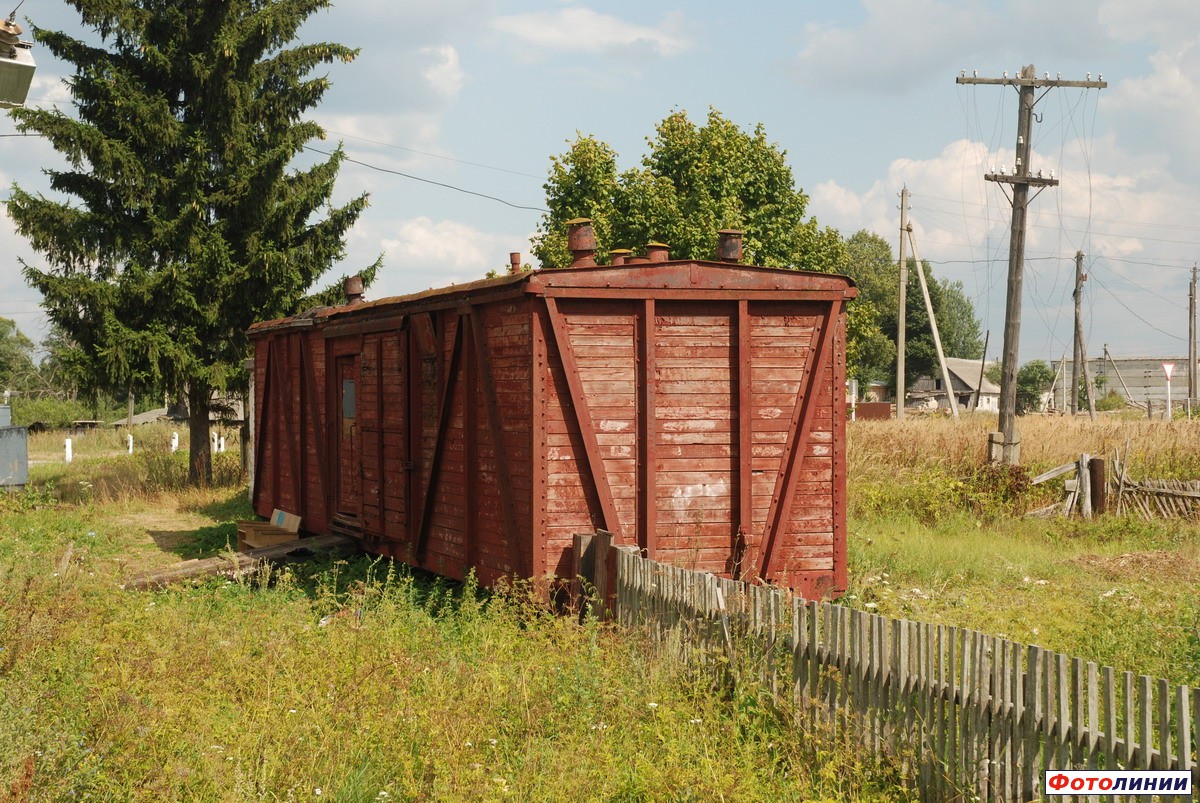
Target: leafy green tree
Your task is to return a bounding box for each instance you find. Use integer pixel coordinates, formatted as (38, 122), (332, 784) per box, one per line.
(1015, 360), (1055, 415)
(9, 0), (375, 482)
(0, 317), (36, 389)
(535, 108), (845, 270)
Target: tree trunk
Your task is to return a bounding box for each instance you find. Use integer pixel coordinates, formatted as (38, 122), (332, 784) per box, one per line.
(188, 383), (212, 486)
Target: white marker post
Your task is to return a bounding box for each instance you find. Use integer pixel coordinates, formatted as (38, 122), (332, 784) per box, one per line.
(170, 432), (179, 453)
(127, 433), (134, 454)
(65, 437), (73, 463)
(1163, 362), (1175, 421)
(218, 436), (225, 454)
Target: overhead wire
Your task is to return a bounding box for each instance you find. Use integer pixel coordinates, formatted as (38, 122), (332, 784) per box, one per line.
(303, 145), (549, 213)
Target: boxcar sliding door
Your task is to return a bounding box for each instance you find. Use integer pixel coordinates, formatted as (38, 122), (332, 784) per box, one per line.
(335, 354), (361, 516)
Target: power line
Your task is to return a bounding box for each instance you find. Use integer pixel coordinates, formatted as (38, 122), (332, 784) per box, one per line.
(304, 145), (549, 213)
(322, 128), (545, 181)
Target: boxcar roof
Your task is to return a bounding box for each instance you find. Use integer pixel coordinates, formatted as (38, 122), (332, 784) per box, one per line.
(249, 260), (857, 335)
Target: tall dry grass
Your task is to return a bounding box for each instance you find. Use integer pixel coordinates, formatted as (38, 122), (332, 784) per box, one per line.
(849, 411), (1200, 479)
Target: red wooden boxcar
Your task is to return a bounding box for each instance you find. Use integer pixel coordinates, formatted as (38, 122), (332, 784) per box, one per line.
(248, 255), (856, 597)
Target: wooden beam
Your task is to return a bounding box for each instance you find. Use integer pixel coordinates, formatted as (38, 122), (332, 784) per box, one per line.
(1030, 462), (1077, 485)
(544, 297), (623, 540)
(470, 313), (527, 577)
(412, 316), (464, 561)
(125, 534), (358, 591)
(759, 300), (840, 580)
(464, 315), (477, 575)
(637, 298), (657, 557)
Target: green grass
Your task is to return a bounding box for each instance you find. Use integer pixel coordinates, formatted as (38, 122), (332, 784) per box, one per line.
(845, 510), (1200, 684)
(1, 483), (905, 801)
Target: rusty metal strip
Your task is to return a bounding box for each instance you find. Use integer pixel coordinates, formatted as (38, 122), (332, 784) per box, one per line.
(251, 338), (275, 510)
(412, 315), (464, 561)
(637, 298), (657, 557)
(734, 299), (752, 579)
(540, 287), (851, 302)
(530, 302), (547, 575)
(830, 305), (849, 594)
(464, 318), (477, 573)
(544, 297), (623, 540)
(470, 313), (527, 577)
(759, 299), (841, 580)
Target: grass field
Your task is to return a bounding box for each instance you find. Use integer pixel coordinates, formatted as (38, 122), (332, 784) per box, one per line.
(3, 412), (1199, 799)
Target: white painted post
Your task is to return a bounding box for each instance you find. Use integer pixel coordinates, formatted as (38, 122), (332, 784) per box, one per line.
(170, 432), (179, 453)
(127, 433), (133, 455)
(218, 436), (225, 454)
(1163, 362), (1175, 422)
(65, 437), (73, 463)
(210, 431), (218, 453)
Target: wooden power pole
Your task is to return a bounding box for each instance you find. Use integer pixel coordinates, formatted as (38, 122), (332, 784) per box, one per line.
(896, 187), (909, 419)
(1073, 251), (1096, 419)
(957, 65), (1107, 463)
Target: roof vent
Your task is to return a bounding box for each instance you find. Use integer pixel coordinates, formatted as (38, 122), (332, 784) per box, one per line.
(566, 218), (597, 267)
(716, 230), (744, 263)
(609, 248), (633, 266)
(344, 275), (365, 304)
(646, 242), (670, 263)
(509, 252), (522, 275)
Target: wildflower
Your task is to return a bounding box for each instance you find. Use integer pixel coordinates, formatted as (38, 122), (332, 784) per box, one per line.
(465, 741), (472, 747)
(288, 709), (298, 714)
(689, 718), (702, 724)
(864, 602), (878, 610)
(488, 739), (497, 746)
(1102, 588), (1118, 599)
(315, 789), (322, 796)
(647, 702), (658, 709)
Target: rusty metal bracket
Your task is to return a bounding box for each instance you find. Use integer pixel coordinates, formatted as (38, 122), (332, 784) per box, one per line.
(412, 315), (464, 561)
(470, 313), (527, 577)
(544, 296), (623, 539)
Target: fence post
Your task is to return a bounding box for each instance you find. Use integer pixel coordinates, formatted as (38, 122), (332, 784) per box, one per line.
(1088, 456), (1106, 515)
(592, 529), (614, 619)
(572, 532), (596, 614)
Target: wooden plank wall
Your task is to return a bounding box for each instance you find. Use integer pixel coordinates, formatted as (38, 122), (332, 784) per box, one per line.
(615, 549), (1199, 802)
(653, 302), (736, 573)
(541, 297), (842, 591)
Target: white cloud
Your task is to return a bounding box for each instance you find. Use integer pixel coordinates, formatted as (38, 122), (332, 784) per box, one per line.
(350, 217), (530, 298)
(420, 45), (465, 100)
(494, 8), (692, 59)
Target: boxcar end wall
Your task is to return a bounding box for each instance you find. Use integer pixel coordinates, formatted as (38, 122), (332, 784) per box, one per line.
(249, 261), (856, 598)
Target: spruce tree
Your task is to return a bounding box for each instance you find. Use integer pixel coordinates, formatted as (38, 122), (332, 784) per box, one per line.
(8, 0), (375, 483)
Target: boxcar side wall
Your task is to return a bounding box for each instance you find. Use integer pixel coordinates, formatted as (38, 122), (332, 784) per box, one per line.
(252, 299), (536, 586)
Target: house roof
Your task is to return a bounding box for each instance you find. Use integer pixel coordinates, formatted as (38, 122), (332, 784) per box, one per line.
(943, 358), (1000, 394)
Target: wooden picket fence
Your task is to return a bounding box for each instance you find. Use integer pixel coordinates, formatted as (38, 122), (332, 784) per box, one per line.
(612, 547), (1199, 802)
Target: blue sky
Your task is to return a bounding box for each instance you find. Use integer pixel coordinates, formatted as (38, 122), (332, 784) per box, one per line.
(3, 0), (1200, 365)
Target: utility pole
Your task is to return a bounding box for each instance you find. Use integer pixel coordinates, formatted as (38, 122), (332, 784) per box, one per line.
(905, 225), (959, 419)
(958, 65), (1107, 463)
(1074, 251), (1096, 420)
(1189, 263), (1196, 409)
(896, 187), (909, 420)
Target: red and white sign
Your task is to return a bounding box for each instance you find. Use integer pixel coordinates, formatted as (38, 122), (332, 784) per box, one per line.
(1162, 362), (1175, 379)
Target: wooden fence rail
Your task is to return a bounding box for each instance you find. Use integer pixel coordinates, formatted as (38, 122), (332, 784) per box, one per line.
(611, 547), (1198, 802)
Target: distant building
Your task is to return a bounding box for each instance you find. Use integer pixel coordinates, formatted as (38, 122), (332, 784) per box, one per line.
(909, 358), (1000, 412)
(1047, 355), (1190, 411)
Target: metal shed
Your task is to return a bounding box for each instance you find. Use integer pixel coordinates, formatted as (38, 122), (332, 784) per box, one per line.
(248, 236), (856, 597)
